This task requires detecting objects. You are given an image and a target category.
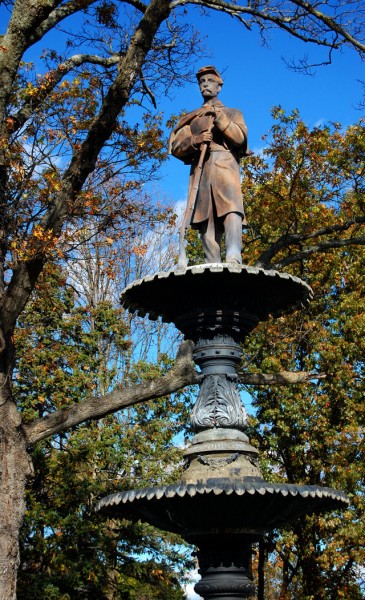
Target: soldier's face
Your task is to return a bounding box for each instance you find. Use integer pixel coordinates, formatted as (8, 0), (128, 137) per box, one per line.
(198, 75), (221, 100)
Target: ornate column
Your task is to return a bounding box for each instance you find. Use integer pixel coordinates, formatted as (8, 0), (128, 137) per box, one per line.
(191, 335), (246, 432)
(182, 334), (261, 485)
(183, 334), (261, 597)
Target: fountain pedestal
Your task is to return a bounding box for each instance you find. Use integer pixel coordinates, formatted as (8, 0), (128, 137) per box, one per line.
(193, 535), (257, 599)
(183, 334), (261, 488)
(97, 265), (349, 598)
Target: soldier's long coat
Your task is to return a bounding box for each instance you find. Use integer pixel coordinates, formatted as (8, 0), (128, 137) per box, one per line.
(169, 100), (248, 226)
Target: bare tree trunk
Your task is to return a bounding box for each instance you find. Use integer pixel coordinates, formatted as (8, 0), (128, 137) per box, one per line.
(278, 554), (291, 600)
(295, 524), (326, 600)
(0, 377), (33, 599)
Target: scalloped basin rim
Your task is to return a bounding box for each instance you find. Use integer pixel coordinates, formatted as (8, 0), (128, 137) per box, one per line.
(120, 264), (313, 335)
(96, 480), (349, 535)
(97, 479), (349, 511)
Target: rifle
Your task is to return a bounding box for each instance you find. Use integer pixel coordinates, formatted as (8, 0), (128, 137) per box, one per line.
(177, 115), (214, 270)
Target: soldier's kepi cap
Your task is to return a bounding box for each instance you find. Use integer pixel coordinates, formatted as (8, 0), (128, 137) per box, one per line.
(196, 65), (223, 84)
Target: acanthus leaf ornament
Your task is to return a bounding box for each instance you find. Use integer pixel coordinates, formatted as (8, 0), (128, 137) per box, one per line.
(191, 373), (247, 431)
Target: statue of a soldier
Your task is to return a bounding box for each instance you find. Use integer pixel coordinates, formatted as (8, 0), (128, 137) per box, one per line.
(169, 65), (248, 268)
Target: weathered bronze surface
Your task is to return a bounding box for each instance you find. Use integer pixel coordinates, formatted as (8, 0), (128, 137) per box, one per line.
(169, 66), (248, 268)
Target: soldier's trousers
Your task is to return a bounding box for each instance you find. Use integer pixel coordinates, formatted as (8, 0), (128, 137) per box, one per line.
(199, 208), (243, 264)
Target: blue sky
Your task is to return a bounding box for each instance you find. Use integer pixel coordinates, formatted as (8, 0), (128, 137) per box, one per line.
(157, 7), (364, 205)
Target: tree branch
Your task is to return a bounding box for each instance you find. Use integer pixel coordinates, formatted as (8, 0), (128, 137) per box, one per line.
(0, 0), (62, 122)
(290, 0), (365, 55)
(139, 69), (157, 108)
(239, 371), (326, 385)
(9, 53), (121, 135)
(27, 0), (98, 49)
(273, 236), (365, 270)
(171, 0), (363, 50)
(123, 0), (147, 13)
(255, 216), (365, 268)
(1, 0), (172, 335)
(23, 339), (196, 445)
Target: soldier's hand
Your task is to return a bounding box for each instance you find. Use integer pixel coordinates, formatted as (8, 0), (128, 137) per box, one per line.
(193, 132), (213, 146)
(214, 108), (229, 130)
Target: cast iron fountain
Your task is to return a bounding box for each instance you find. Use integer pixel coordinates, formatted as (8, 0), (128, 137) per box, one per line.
(97, 262), (349, 599)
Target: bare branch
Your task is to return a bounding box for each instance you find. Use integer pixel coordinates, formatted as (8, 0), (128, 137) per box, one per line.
(23, 336), (326, 445)
(27, 0), (98, 49)
(139, 69), (157, 108)
(172, 0), (317, 43)
(290, 0), (365, 55)
(255, 216), (365, 268)
(123, 0), (147, 12)
(273, 236), (365, 270)
(283, 44), (337, 74)
(239, 371), (326, 385)
(170, 0), (359, 50)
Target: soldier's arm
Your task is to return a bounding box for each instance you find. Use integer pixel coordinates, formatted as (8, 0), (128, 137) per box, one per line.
(170, 125), (196, 160)
(214, 108), (247, 150)
(171, 126), (212, 160)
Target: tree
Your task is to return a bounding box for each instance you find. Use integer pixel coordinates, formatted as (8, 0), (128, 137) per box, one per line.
(0, 1), (365, 597)
(15, 214), (192, 597)
(15, 263), (192, 598)
(239, 110), (365, 598)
